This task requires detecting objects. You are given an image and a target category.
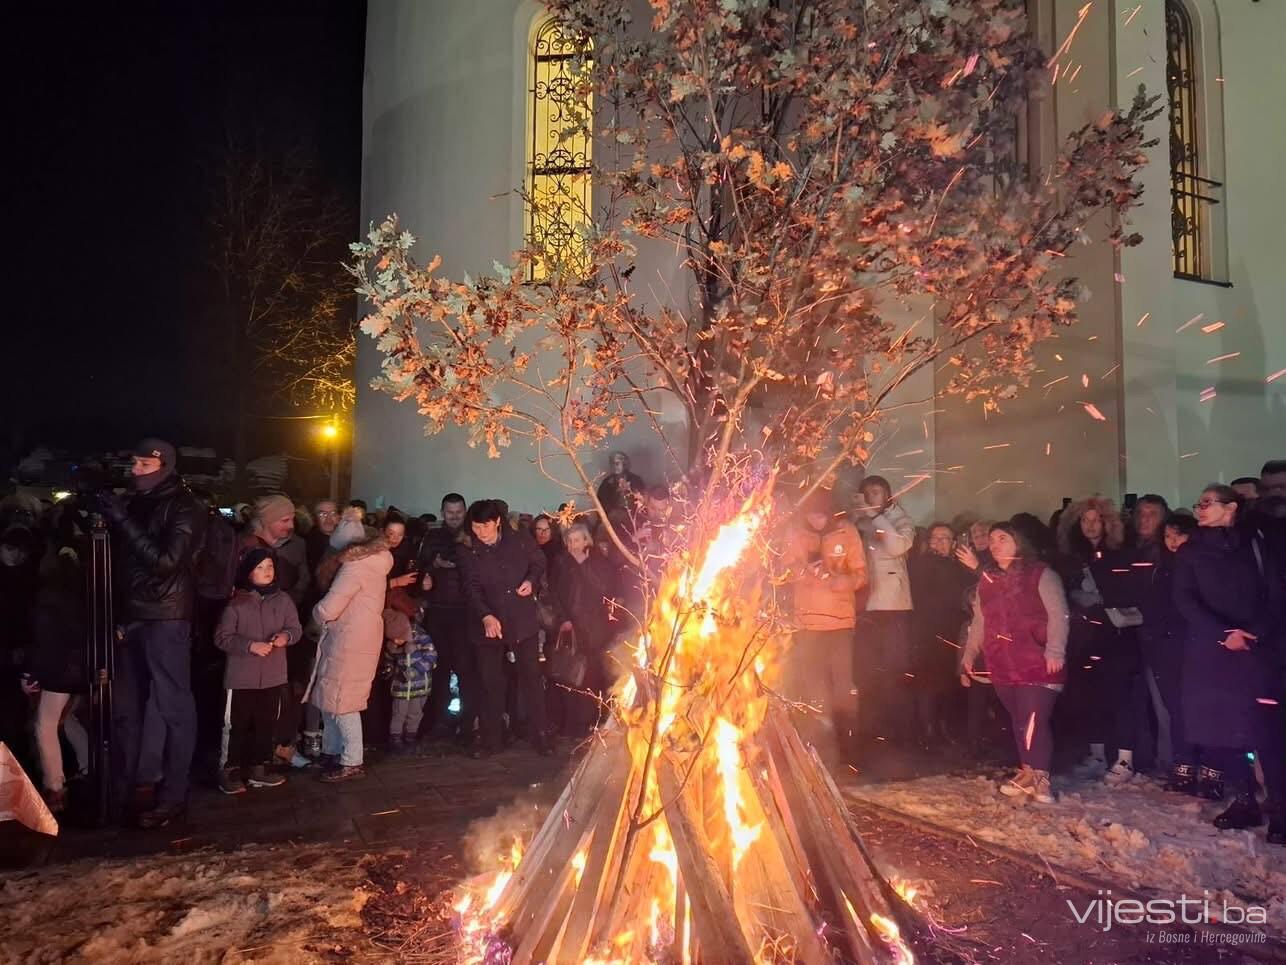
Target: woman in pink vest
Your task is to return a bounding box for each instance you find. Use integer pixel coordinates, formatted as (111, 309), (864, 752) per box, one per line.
(960, 522), (1069, 803)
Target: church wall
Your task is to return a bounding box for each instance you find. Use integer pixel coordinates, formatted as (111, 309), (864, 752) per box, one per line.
(1117, 0), (1286, 506)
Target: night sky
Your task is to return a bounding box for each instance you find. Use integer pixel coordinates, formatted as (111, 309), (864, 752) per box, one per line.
(4, 2), (366, 464)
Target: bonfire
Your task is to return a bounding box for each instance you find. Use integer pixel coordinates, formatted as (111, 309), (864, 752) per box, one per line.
(450, 488), (925, 964)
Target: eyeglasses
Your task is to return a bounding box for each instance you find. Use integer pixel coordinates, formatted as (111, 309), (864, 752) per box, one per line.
(1192, 498), (1227, 510)
(318, 510), (339, 518)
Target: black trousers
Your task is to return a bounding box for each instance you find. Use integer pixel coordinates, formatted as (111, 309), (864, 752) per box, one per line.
(424, 608), (474, 737)
(854, 610), (912, 739)
(227, 685), (286, 770)
(477, 636), (544, 750)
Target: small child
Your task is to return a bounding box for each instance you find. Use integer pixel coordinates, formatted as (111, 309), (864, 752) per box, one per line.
(382, 609), (436, 751)
(216, 548), (302, 794)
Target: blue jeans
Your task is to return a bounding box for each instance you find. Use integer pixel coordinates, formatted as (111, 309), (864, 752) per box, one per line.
(321, 710), (363, 767)
(112, 620), (197, 809)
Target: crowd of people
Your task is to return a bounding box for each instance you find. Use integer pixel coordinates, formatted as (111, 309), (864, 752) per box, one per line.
(1, 440), (1282, 849)
(779, 463), (1285, 844)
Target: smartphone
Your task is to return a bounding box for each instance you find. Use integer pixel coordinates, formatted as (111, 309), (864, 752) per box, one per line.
(1123, 493), (1138, 512)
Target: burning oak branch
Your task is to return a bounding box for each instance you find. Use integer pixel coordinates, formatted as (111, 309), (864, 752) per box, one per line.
(351, 1), (1158, 960)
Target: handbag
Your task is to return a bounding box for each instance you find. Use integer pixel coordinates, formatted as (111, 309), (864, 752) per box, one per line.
(548, 625), (587, 688)
(1104, 606), (1143, 629)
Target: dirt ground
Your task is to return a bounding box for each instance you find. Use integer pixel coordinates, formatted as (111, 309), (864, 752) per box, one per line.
(0, 744), (1275, 963)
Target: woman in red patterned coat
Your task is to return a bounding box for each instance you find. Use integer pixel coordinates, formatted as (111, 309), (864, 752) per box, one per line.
(960, 522), (1069, 804)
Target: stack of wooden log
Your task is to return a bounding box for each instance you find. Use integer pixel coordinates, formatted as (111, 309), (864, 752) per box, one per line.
(471, 703), (923, 964)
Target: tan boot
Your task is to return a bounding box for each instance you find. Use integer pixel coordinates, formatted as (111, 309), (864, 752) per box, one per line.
(1031, 769), (1055, 804)
(999, 765), (1035, 797)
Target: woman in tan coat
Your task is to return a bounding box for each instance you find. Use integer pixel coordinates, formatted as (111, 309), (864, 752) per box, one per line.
(306, 513), (392, 782)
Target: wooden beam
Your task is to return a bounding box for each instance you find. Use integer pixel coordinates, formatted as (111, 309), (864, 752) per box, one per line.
(657, 758), (756, 965)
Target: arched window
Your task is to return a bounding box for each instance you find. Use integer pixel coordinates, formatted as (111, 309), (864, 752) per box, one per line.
(1165, 0), (1226, 283)
(527, 18), (593, 281)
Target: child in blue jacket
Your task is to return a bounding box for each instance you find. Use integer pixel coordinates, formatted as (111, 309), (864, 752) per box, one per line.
(381, 609), (436, 750)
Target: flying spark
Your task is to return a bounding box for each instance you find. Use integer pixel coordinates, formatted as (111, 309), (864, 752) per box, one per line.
(1200, 321), (1225, 334)
(1081, 402), (1107, 421)
(1207, 352), (1240, 364)
(1267, 369), (1286, 384)
(1176, 313), (1204, 333)
(1136, 312), (1150, 327)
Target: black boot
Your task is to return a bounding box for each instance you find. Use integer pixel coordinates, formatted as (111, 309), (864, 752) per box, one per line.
(1212, 793), (1263, 831)
(1196, 765), (1225, 801)
(1164, 763), (1197, 795)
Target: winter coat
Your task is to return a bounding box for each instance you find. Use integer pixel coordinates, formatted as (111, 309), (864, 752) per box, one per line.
(964, 561), (1069, 687)
(908, 552), (976, 687)
(383, 628), (436, 700)
(25, 565), (86, 695)
(1173, 526), (1279, 749)
(596, 471), (646, 513)
(550, 550), (620, 652)
(116, 475), (207, 621)
(855, 503), (916, 611)
(417, 525), (467, 610)
(306, 537), (393, 714)
(788, 521), (867, 632)
(458, 527), (546, 646)
(215, 588), (303, 690)
(1133, 542), (1185, 676)
(0, 554), (40, 670)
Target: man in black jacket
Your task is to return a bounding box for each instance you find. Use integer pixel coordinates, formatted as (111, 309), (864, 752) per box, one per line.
(100, 438), (206, 827)
(458, 498), (549, 756)
(416, 493), (476, 742)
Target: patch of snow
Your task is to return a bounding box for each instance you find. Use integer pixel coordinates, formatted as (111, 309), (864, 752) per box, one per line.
(848, 770), (1285, 937)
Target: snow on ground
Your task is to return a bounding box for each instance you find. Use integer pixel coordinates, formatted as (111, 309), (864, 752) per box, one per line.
(848, 770), (1285, 938)
(0, 844), (377, 964)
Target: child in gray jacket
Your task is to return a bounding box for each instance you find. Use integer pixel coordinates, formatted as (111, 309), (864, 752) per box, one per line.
(216, 547), (302, 794)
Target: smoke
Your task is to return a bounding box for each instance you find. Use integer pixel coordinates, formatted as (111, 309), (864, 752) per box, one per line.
(460, 773), (566, 875)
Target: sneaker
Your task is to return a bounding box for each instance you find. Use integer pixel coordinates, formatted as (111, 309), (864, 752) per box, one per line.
(1164, 763), (1198, 794)
(218, 767), (247, 796)
(301, 733), (322, 760)
(1213, 794), (1263, 831)
(319, 764), (366, 783)
(1104, 760), (1136, 786)
(1000, 766), (1035, 797)
(246, 765), (286, 788)
(1196, 766), (1225, 801)
(1031, 770), (1055, 804)
(138, 802), (186, 829)
(289, 752), (313, 769)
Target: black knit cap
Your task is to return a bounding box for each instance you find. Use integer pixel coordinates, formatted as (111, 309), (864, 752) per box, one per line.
(132, 437), (177, 468)
(236, 547), (278, 594)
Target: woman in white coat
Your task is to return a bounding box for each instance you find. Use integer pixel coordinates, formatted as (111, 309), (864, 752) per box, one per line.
(306, 511), (392, 782)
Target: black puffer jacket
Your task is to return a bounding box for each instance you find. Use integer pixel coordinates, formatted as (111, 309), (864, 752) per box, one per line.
(116, 475), (207, 622)
(458, 527), (546, 645)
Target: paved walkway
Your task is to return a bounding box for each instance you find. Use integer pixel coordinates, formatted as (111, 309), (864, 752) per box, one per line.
(0, 743), (569, 868)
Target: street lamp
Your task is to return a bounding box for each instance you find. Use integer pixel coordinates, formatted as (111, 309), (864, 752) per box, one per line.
(318, 419), (341, 502)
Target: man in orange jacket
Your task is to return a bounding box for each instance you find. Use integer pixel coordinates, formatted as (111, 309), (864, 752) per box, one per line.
(784, 488), (868, 765)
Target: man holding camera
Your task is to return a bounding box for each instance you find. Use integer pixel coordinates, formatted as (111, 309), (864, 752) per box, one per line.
(100, 439), (206, 828)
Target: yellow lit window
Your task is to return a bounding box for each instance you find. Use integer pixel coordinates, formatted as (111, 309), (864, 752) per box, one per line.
(527, 18), (593, 281)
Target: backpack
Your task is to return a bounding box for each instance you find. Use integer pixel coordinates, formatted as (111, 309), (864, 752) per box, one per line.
(194, 510), (239, 601)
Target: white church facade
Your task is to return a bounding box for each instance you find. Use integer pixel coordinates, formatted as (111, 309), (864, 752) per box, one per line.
(354, 0), (1285, 521)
